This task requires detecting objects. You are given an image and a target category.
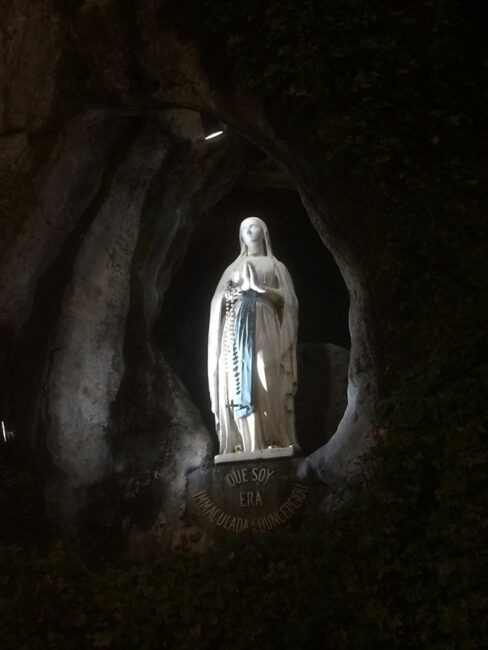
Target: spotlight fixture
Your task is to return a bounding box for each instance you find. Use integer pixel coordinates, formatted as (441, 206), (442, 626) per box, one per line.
(201, 113), (226, 141)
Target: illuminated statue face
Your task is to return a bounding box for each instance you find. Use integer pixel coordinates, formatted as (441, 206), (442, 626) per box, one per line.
(240, 217), (265, 248)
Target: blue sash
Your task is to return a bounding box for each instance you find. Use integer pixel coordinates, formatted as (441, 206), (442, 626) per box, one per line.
(232, 290), (257, 418)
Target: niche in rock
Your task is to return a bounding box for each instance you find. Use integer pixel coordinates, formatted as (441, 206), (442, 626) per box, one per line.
(156, 185), (350, 455)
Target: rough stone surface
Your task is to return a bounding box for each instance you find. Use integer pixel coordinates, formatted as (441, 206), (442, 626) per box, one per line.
(46, 122), (169, 515)
(0, 112), (130, 333)
(186, 458), (327, 539)
(0, 0), (383, 553)
(296, 343), (350, 455)
(1, 2), (64, 132)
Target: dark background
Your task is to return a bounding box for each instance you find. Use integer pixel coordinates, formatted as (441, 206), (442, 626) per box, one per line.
(157, 185), (350, 430)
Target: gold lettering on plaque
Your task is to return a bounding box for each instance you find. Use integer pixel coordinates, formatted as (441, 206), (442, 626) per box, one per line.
(193, 483), (308, 534)
(239, 490), (263, 507)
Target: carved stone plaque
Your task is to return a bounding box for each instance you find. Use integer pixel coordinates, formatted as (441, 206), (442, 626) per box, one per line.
(186, 459), (325, 536)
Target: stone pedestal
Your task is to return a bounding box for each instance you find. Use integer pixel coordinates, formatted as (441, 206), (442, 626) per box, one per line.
(186, 458), (328, 537)
(214, 445), (295, 465)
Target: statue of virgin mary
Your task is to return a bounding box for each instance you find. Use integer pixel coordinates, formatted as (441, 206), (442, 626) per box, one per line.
(208, 217), (299, 455)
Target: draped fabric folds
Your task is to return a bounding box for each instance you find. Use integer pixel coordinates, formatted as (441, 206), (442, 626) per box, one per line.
(208, 221), (298, 455)
(233, 289), (257, 419)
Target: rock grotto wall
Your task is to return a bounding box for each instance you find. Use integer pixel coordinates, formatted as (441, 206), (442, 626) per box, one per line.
(0, 0), (379, 552)
(158, 186), (351, 455)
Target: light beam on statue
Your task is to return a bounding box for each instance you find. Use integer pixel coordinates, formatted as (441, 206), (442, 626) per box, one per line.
(208, 217), (299, 462)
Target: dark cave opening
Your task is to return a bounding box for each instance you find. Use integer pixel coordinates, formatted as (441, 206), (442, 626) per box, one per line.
(156, 184), (350, 454)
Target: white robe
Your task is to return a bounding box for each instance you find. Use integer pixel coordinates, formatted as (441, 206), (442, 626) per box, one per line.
(208, 253), (298, 454)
